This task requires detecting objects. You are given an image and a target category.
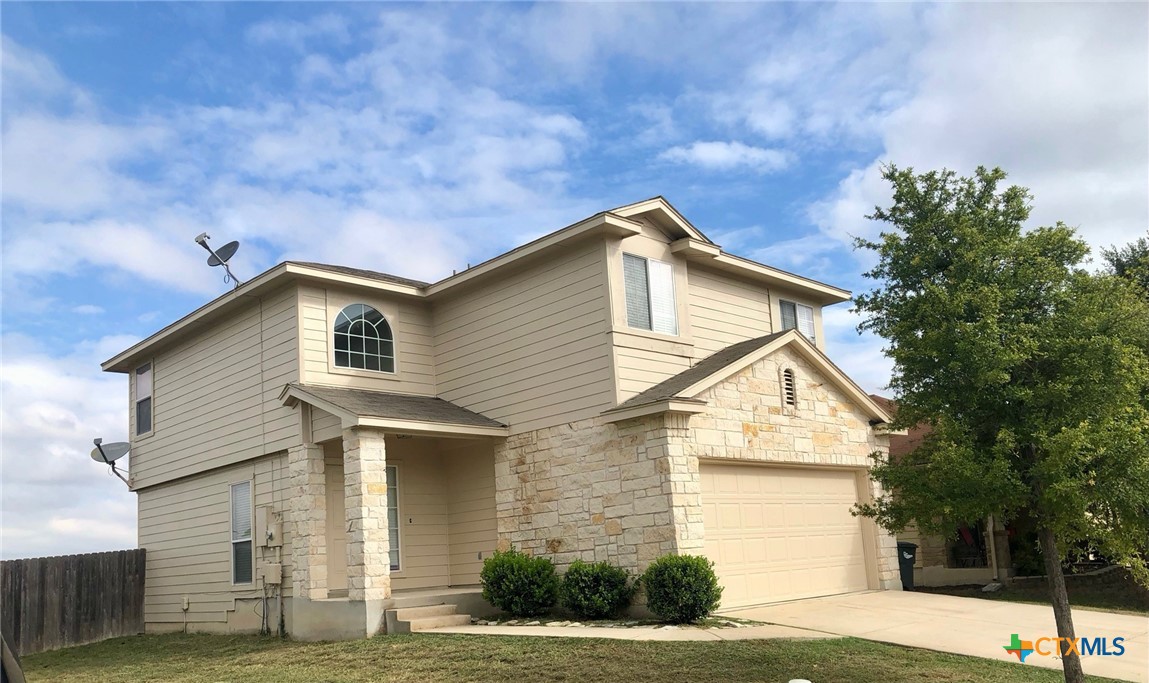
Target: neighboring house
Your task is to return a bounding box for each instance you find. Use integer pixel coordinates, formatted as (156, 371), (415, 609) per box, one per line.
(869, 395), (1014, 586)
(103, 197), (900, 639)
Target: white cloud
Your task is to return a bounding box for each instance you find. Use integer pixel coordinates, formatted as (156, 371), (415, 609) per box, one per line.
(72, 305), (105, 315)
(245, 13), (351, 50)
(660, 141), (791, 173)
(1, 334), (139, 559)
(813, 3), (1149, 255)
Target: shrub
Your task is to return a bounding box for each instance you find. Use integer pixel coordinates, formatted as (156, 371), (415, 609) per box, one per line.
(641, 554), (723, 623)
(559, 560), (635, 619)
(480, 548), (559, 617)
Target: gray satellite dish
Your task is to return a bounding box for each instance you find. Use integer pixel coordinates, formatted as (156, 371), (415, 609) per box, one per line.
(90, 441), (130, 464)
(207, 240), (239, 267)
(90, 438), (132, 488)
(194, 233), (244, 289)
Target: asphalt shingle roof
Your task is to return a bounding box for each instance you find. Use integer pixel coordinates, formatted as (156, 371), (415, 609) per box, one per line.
(288, 383), (505, 428)
(289, 261), (430, 289)
(615, 331), (790, 410)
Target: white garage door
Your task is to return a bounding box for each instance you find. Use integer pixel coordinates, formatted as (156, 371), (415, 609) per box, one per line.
(701, 463), (870, 608)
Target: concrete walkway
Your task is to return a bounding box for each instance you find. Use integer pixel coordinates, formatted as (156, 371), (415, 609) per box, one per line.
(433, 591), (1147, 682)
(723, 591), (1148, 683)
(433, 621), (830, 641)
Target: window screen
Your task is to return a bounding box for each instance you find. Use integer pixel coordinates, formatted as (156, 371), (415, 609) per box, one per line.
(780, 300), (815, 342)
(623, 253), (676, 334)
(623, 254), (651, 330)
(231, 481), (253, 584)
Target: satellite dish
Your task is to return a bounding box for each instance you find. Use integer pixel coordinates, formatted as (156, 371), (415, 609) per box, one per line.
(90, 441), (130, 464)
(90, 438), (132, 489)
(193, 233), (244, 289)
(207, 240), (239, 267)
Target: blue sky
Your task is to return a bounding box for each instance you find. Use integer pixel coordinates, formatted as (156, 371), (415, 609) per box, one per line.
(2, 2), (1147, 559)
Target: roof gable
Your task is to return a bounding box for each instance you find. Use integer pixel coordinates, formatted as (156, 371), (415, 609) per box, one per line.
(609, 330), (892, 424)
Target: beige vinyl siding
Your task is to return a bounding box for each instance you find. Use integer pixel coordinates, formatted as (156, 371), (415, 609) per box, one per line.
(323, 441), (348, 593)
(433, 239), (614, 433)
(311, 407), (343, 444)
(613, 344), (691, 402)
(298, 284), (437, 395)
(387, 439), (449, 591)
(688, 266), (774, 358)
(444, 441), (496, 585)
(320, 436), (453, 592)
(137, 454), (292, 628)
(130, 286), (299, 490)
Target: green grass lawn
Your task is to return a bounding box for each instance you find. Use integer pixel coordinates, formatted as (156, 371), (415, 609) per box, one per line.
(915, 577), (1149, 616)
(23, 632), (1123, 683)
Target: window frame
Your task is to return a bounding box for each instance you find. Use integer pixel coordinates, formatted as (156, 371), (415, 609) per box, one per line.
(779, 299), (816, 343)
(230, 480), (254, 586)
(134, 361), (154, 438)
(386, 464), (402, 573)
(332, 303), (397, 375)
(622, 252), (678, 336)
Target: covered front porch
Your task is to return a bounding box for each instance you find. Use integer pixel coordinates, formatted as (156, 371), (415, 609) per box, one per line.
(281, 383), (507, 639)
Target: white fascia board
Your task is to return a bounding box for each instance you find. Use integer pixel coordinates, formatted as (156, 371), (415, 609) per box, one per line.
(708, 254), (851, 304)
(670, 238), (721, 258)
(424, 213), (642, 297)
(602, 399), (709, 424)
(355, 417), (509, 438)
(284, 263), (424, 298)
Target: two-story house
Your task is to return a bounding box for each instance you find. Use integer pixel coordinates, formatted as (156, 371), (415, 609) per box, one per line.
(102, 197), (900, 639)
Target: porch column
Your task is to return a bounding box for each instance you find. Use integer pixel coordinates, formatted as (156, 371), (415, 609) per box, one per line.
(289, 442), (327, 599)
(342, 427), (391, 603)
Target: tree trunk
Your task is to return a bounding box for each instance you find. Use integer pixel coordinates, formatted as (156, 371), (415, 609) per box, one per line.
(1038, 524), (1085, 683)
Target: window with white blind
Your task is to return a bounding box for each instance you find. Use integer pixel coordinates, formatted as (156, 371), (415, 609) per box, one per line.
(231, 481), (253, 584)
(135, 362), (153, 435)
(622, 253), (677, 335)
(779, 300), (816, 342)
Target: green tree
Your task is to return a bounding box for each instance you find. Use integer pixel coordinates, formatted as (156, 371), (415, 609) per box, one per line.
(1102, 232), (1149, 299)
(852, 165), (1149, 683)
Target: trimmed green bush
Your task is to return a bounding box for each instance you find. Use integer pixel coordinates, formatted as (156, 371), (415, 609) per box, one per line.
(641, 554), (723, 623)
(559, 560), (635, 619)
(480, 548), (559, 617)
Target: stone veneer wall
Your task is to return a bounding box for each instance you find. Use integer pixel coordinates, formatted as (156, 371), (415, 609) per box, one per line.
(494, 412), (692, 573)
(683, 346), (900, 588)
(494, 345), (900, 590)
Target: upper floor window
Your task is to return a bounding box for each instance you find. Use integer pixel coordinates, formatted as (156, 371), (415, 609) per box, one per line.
(135, 362), (153, 435)
(334, 304), (395, 373)
(780, 300), (815, 343)
(623, 253), (677, 335)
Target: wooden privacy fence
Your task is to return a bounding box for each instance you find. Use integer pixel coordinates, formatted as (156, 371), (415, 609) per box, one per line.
(1, 549), (145, 655)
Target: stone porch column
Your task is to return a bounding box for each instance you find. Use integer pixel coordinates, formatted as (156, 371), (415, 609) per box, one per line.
(342, 427), (391, 605)
(288, 442), (327, 599)
(654, 413), (706, 558)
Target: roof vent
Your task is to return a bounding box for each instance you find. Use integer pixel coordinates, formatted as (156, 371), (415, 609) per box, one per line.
(782, 369), (797, 406)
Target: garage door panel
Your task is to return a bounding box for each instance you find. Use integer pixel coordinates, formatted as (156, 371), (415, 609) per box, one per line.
(701, 463), (870, 608)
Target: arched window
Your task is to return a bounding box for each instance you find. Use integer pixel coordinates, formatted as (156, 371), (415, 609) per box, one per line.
(334, 304), (395, 373)
(782, 368), (797, 406)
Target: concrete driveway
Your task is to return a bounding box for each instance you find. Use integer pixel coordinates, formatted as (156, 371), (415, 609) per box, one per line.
(722, 591), (1148, 682)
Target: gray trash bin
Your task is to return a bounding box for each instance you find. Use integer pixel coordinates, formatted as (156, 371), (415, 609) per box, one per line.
(896, 541), (918, 590)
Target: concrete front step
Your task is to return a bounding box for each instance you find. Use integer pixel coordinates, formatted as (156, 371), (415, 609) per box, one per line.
(391, 604), (458, 622)
(386, 603), (473, 634)
(407, 614), (473, 632)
